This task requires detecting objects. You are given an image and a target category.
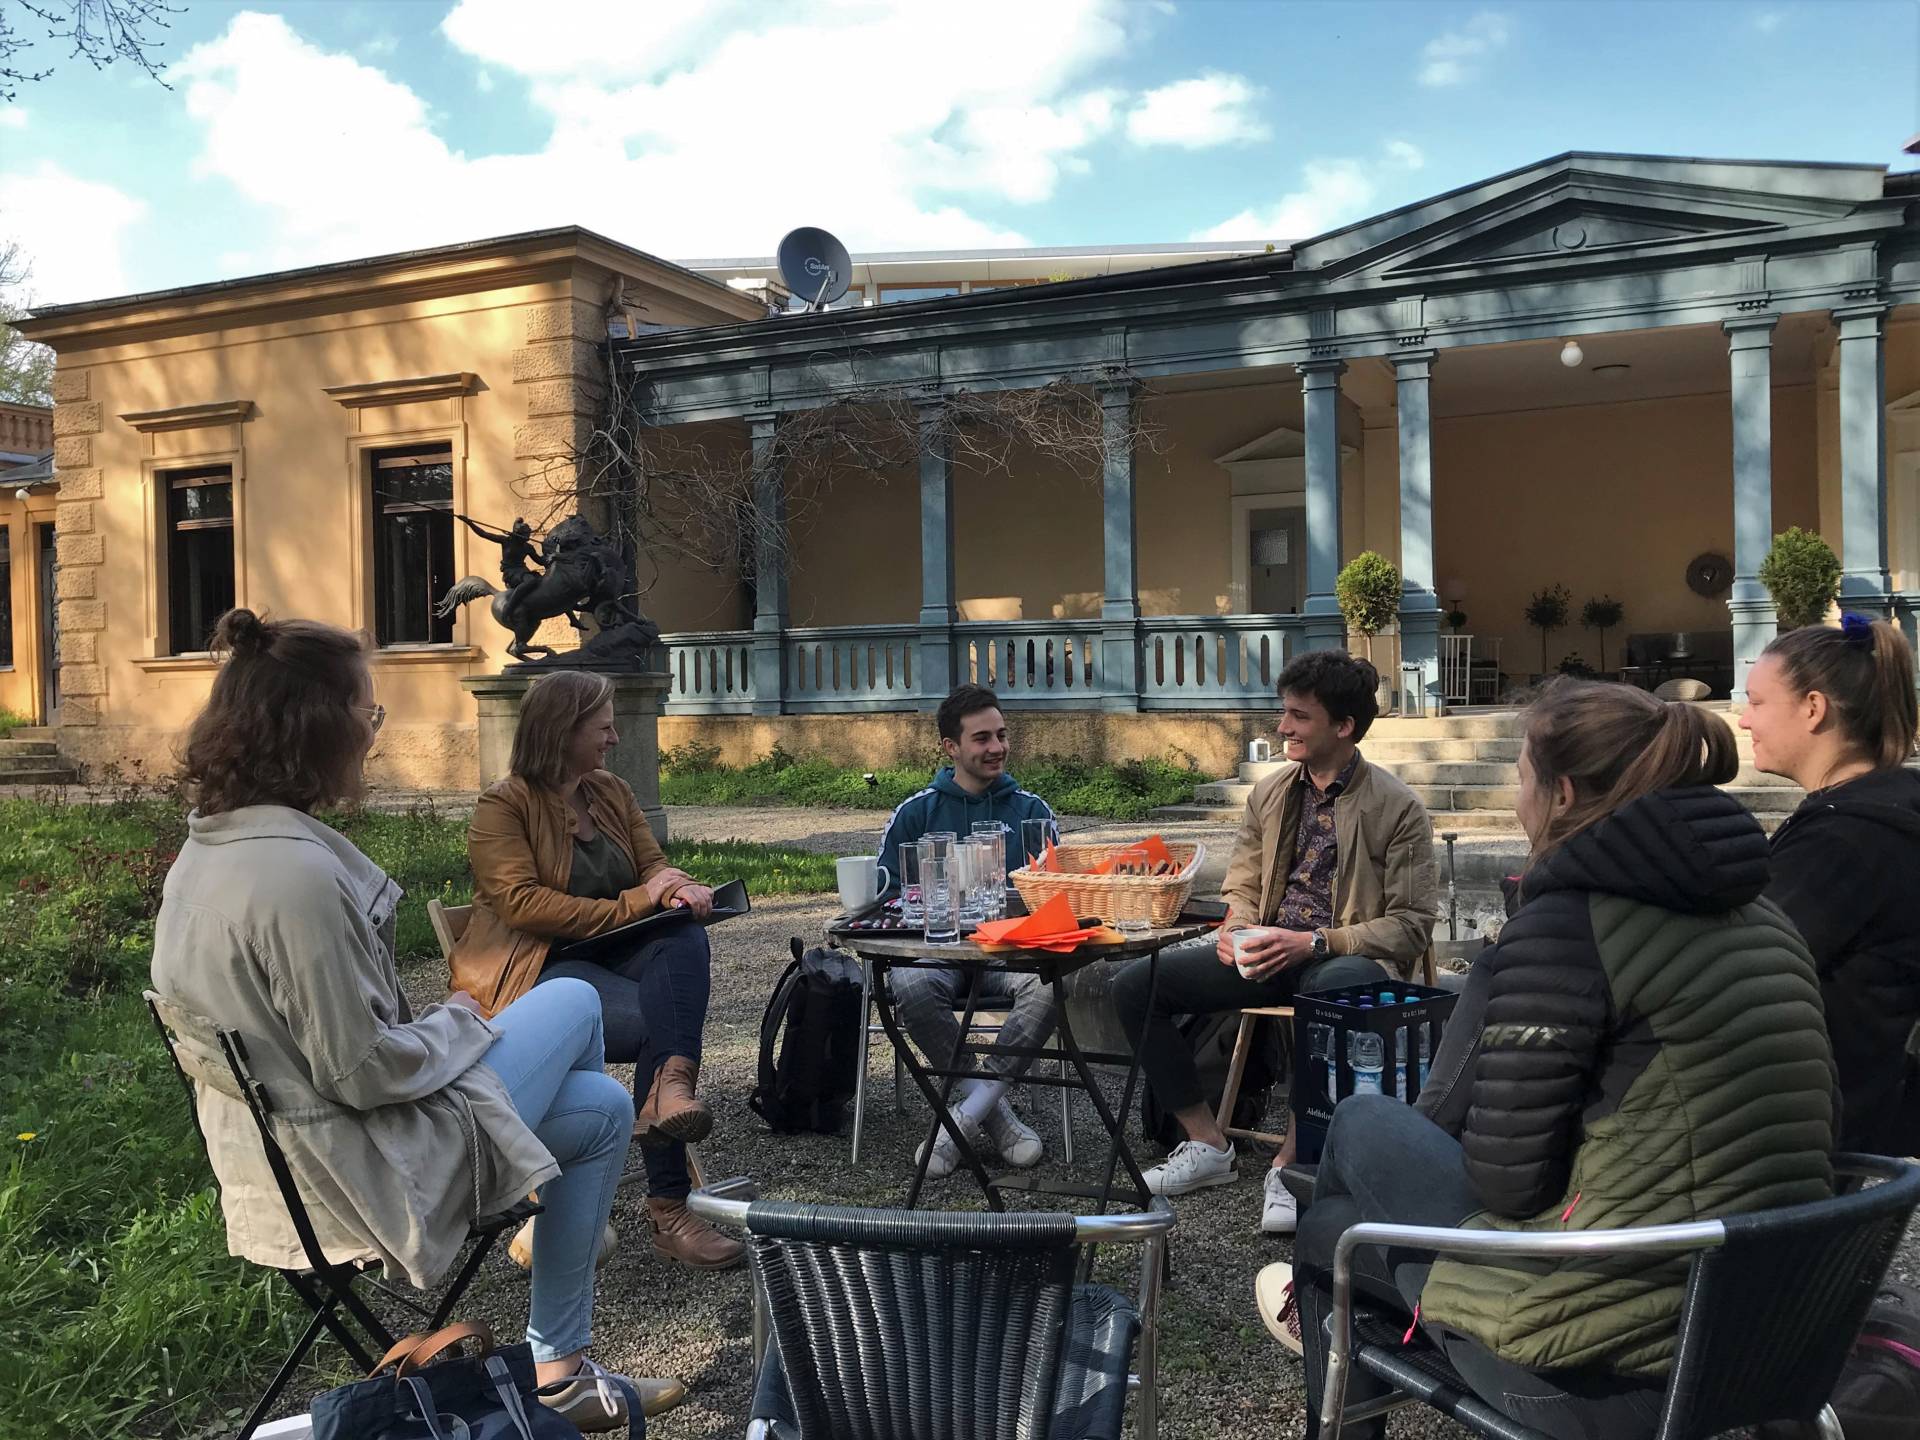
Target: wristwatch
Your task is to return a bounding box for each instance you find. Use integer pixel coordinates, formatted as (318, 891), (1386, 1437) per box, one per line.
(1310, 930), (1330, 959)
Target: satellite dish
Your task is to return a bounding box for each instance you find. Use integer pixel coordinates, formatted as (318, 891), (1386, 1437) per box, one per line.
(776, 226), (851, 312)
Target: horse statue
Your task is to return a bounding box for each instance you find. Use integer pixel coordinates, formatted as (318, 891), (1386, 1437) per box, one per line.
(436, 513), (660, 666)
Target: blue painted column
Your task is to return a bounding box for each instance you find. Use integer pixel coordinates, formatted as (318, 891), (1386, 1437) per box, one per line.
(747, 412), (788, 714)
(1725, 316), (1778, 701)
(1300, 358), (1348, 653)
(916, 397), (957, 707)
(1835, 303), (1893, 619)
(1394, 350), (1441, 711)
(1098, 381), (1141, 710)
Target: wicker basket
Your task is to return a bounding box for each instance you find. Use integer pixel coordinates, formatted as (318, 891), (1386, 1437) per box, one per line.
(1009, 841), (1203, 929)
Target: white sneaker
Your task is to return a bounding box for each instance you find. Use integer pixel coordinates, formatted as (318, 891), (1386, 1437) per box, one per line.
(983, 1100), (1044, 1168)
(1261, 1168), (1300, 1234)
(1142, 1139), (1237, 1196)
(917, 1117), (986, 1179)
(1255, 1261), (1306, 1358)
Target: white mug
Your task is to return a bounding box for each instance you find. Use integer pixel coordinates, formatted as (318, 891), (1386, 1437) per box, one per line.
(836, 856), (889, 913)
(1231, 926), (1275, 978)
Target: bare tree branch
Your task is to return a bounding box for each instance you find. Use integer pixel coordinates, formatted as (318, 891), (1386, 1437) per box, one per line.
(3, 0), (181, 101)
(0, 234), (54, 404)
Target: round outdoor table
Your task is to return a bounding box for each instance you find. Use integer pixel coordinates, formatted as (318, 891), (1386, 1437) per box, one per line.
(827, 914), (1214, 1218)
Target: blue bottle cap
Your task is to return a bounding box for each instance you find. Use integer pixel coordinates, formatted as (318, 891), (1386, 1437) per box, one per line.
(1379, 992), (1396, 1005)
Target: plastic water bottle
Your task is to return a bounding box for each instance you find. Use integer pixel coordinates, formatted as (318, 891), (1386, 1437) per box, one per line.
(1348, 1031), (1386, 1097)
(1393, 1027), (1409, 1100)
(1417, 1026), (1432, 1090)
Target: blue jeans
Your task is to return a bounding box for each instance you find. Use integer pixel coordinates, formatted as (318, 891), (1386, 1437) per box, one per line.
(484, 978), (634, 1363)
(539, 915), (712, 1199)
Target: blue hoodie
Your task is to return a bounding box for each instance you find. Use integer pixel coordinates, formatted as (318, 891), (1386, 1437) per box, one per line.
(875, 768), (1056, 885)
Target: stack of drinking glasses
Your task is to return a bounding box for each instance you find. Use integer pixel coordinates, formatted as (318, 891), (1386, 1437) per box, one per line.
(918, 831), (960, 945)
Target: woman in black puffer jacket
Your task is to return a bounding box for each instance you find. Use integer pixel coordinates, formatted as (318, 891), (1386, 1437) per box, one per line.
(1741, 613), (1919, 1158)
(1266, 681), (1836, 1440)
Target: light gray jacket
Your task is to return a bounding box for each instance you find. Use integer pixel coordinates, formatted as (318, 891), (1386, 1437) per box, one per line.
(151, 806), (559, 1288)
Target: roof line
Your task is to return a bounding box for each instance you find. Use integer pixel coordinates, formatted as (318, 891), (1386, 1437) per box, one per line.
(24, 225), (743, 321)
(678, 240), (1283, 268)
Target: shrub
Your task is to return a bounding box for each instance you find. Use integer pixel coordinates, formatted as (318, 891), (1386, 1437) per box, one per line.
(1524, 584), (1572, 672)
(1759, 527), (1842, 630)
(1581, 595), (1625, 670)
(1335, 551), (1401, 638)
(660, 738), (723, 773)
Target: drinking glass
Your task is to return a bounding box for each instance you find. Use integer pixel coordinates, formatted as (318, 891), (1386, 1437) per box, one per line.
(971, 821), (1009, 917)
(897, 841), (924, 924)
(956, 837), (991, 925)
(920, 852), (960, 945)
(1020, 816), (1061, 870)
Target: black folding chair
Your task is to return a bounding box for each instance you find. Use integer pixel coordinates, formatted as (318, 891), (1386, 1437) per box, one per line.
(689, 1177), (1175, 1440)
(146, 991), (539, 1440)
(1315, 1153), (1920, 1440)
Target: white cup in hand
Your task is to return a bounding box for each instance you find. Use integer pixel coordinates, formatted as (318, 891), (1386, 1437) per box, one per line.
(1231, 927), (1275, 977)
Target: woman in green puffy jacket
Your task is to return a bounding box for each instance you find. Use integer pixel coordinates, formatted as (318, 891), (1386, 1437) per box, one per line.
(1264, 680), (1835, 1440)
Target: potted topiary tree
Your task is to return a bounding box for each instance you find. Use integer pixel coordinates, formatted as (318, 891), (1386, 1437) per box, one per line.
(1524, 583), (1572, 676)
(1581, 595), (1625, 673)
(1758, 527), (1842, 631)
(1336, 550), (1402, 710)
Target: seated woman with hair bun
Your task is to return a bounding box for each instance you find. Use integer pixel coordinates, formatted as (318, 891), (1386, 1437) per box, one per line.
(1742, 612), (1920, 1158)
(451, 669), (741, 1271)
(150, 609), (676, 1434)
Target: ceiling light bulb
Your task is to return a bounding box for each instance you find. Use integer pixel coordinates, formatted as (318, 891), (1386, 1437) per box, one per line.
(1560, 339), (1584, 368)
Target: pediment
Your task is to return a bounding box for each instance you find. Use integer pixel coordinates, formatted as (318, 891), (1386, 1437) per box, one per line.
(1291, 153), (1884, 280)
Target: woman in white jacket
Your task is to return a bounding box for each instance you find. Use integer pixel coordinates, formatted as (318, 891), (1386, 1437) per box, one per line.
(150, 608), (666, 1433)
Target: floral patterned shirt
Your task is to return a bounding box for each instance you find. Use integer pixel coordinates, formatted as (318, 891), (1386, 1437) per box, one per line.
(1272, 751), (1360, 933)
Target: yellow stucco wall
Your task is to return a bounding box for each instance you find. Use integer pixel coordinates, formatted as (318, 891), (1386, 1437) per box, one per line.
(0, 487), (58, 723)
(27, 238), (760, 786)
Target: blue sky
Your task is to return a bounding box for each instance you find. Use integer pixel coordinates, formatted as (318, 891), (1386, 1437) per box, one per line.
(1, 0), (1915, 309)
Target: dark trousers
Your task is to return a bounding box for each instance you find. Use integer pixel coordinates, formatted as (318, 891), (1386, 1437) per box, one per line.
(537, 915), (712, 1199)
(1111, 936), (1387, 1115)
(1295, 1095), (1662, 1440)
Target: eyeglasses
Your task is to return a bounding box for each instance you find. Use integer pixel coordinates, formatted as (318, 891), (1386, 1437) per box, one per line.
(356, 703), (386, 735)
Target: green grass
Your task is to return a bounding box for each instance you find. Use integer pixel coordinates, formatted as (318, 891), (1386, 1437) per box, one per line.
(659, 743), (1202, 821)
(0, 708), (25, 741)
(0, 795), (835, 1440)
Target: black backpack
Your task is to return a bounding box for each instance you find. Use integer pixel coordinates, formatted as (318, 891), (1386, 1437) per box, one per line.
(748, 940), (865, 1135)
(1140, 1010), (1286, 1150)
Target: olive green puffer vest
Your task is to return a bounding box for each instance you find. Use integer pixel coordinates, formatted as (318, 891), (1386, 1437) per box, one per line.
(1418, 872), (1834, 1376)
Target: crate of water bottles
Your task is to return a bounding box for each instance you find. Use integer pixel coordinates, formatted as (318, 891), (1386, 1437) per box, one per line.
(1288, 980), (1458, 1163)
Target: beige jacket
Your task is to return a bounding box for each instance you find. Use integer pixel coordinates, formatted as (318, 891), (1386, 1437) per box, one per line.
(451, 770), (690, 1018)
(1220, 753), (1440, 979)
(151, 806), (560, 1288)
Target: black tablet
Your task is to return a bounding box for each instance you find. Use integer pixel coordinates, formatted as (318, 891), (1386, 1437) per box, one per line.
(547, 879), (750, 965)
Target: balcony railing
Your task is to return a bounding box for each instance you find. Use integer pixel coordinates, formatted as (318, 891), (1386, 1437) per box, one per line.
(659, 613), (1307, 715)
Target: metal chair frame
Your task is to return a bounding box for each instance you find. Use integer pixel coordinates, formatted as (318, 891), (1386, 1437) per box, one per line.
(849, 952), (1075, 1166)
(691, 1177), (1174, 1440)
(146, 991), (536, 1440)
(1316, 1154), (1920, 1440)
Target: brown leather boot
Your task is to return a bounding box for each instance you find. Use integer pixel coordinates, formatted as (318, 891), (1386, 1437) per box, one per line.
(646, 1196), (744, 1269)
(633, 1056), (712, 1147)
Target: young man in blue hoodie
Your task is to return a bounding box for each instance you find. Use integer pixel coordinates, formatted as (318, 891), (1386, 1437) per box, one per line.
(876, 684), (1060, 1178)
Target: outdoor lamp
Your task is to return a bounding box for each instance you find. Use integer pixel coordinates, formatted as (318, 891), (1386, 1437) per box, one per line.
(1560, 339), (1584, 368)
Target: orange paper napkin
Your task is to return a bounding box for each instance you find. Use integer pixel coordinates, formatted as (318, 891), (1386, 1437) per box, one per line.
(1089, 834), (1176, 875)
(971, 893), (1108, 952)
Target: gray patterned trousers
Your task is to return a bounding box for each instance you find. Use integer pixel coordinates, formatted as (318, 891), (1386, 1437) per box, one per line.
(887, 963), (1058, 1079)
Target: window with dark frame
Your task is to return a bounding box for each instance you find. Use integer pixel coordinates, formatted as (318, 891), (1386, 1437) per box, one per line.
(0, 526), (12, 668)
(166, 467), (235, 655)
(372, 445), (455, 647)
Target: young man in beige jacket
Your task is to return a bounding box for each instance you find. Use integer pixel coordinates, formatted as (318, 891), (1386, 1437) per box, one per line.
(1112, 649), (1440, 1233)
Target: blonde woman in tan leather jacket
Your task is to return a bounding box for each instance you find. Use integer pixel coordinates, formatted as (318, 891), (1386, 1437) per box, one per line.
(452, 669), (741, 1269)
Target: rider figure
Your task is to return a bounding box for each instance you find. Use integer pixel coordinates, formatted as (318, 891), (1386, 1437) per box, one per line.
(457, 515), (545, 617)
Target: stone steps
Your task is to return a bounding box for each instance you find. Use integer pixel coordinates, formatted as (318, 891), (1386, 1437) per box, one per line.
(0, 730), (81, 785)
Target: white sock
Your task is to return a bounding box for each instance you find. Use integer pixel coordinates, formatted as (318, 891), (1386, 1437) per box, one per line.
(955, 1078), (1009, 1126)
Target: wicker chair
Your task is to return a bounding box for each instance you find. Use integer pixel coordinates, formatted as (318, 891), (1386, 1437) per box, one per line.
(690, 1179), (1175, 1440)
(1314, 1153), (1920, 1440)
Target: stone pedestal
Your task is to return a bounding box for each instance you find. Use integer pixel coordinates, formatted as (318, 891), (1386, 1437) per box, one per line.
(461, 669), (672, 843)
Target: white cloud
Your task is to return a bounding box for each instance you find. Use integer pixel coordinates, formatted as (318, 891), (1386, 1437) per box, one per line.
(1418, 12), (1510, 88)
(1193, 140), (1425, 242)
(1125, 72), (1268, 148)
(0, 107), (26, 130)
(0, 163), (147, 305)
(159, 2), (1147, 275)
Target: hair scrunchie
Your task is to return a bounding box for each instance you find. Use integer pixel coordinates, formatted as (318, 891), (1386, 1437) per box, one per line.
(1839, 611), (1875, 648)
